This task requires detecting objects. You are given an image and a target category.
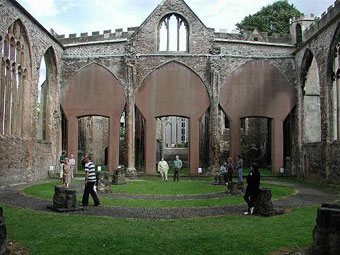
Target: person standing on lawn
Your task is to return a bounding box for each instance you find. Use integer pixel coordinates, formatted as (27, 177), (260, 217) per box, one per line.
(243, 163), (261, 215)
(69, 154), (76, 179)
(158, 158), (169, 181)
(236, 154), (244, 184)
(81, 155), (100, 206)
(173, 155), (182, 182)
(63, 158), (71, 189)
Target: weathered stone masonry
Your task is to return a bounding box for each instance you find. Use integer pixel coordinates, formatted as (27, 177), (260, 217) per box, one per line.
(1, 0), (340, 184)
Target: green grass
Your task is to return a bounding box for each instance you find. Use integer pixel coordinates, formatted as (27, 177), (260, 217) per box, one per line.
(23, 180), (295, 208)
(3, 205), (317, 255)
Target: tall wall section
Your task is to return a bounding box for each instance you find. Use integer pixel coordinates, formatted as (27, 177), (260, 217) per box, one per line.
(294, 0), (340, 183)
(0, 0), (64, 185)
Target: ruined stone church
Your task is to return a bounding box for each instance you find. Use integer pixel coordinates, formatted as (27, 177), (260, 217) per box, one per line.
(1, 0), (340, 185)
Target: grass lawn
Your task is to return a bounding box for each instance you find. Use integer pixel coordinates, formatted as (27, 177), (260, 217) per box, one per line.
(3, 205), (317, 255)
(23, 180), (295, 208)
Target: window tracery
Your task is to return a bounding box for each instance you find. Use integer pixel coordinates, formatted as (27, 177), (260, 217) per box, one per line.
(0, 20), (29, 136)
(159, 14), (188, 52)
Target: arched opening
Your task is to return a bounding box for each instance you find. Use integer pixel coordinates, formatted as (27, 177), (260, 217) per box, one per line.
(240, 117), (272, 169)
(156, 115), (189, 175)
(0, 19), (30, 136)
(37, 47), (57, 141)
(220, 60), (296, 174)
(78, 116), (109, 171)
(60, 63), (126, 173)
(301, 50), (321, 143)
(296, 23), (302, 45)
(136, 62), (210, 175)
(158, 13), (189, 52)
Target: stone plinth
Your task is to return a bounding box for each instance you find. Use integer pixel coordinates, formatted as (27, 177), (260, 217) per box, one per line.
(0, 207), (9, 255)
(254, 188), (284, 216)
(48, 186), (83, 212)
(307, 203), (340, 255)
(112, 166), (127, 185)
(97, 172), (111, 193)
(213, 174), (226, 185)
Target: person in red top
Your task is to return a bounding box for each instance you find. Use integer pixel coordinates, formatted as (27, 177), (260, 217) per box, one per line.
(243, 163), (261, 215)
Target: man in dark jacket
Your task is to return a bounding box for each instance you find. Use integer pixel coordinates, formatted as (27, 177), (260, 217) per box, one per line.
(243, 163), (260, 215)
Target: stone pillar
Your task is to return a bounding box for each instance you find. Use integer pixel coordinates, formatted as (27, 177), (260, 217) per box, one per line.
(67, 116), (78, 171)
(272, 119), (284, 174)
(189, 119), (200, 175)
(145, 118), (156, 174)
(126, 90), (136, 177)
(230, 118), (241, 164)
(108, 117), (119, 173)
(208, 57), (221, 173)
(124, 41), (137, 177)
(308, 203), (340, 255)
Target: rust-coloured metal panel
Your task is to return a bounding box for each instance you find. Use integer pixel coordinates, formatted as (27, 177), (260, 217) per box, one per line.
(220, 60), (296, 174)
(60, 63), (126, 172)
(136, 62), (210, 175)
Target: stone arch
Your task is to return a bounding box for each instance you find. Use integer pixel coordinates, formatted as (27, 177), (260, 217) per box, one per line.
(0, 18), (32, 137)
(37, 46), (58, 142)
(61, 63), (126, 172)
(300, 48), (321, 143)
(220, 60), (296, 173)
(158, 12), (189, 52)
(139, 60), (210, 95)
(136, 61), (210, 175)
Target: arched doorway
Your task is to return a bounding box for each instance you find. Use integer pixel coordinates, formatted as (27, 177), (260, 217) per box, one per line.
(220, 60), (296, 174)
(136, 62), (210, 175)
(60, 63), (126, 172)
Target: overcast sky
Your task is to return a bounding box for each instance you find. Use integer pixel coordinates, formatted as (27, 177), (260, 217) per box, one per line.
(16, 0), (335, 35)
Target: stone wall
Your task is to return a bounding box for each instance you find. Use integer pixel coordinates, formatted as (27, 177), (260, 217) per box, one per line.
(0, 0), (64, 185)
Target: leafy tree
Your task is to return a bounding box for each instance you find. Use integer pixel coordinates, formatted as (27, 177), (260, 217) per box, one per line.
(236, 0), (302, 35)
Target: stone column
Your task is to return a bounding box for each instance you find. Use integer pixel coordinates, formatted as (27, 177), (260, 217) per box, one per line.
(67, 116), (78, 171)
(145, 118), (156, 174)
(230, 118), (241, 164)
(126, 89), (136, 177)
(272, 118), (284, 174)
(189, 119), (200, 175)
(208, 57), (221, 173)
(108, 116), (120, 173)
(124, 41), (137, 177)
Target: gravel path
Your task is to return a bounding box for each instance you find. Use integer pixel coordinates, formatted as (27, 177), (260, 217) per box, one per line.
(0, 180), (339, 219)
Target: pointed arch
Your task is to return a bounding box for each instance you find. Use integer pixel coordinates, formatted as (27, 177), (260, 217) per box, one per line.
(37, 46), (58, 141)
(136, 61), (210, 175)
(300, 48), (321, 143)
(61, 62), (126, 173)
(220, 60), (296, 174)
(158, 13), (189, 52)
(0, 18), (32, 136)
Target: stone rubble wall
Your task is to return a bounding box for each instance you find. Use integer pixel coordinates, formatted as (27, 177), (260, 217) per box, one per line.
(0, 0), (64, 186)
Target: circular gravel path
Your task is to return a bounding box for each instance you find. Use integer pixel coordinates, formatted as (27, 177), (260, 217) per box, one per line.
(0, 180), (339, 219)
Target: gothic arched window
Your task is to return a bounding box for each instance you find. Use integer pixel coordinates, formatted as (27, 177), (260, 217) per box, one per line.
(158, 14), (189, 52)
(0, 20), (30, 136)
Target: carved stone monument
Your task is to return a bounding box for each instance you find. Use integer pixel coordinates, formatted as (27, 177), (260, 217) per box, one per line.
(0, 207), (9, 255)
(253, 188), (284, 216)
(97, 172), (111, 193)
(48, 186), (83, 212)
(112, 166), (127, 185)
(307, 203), (340, 255)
